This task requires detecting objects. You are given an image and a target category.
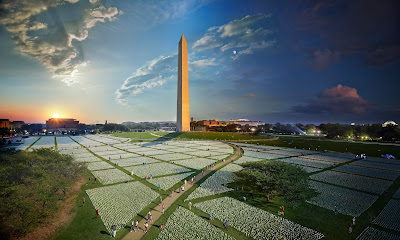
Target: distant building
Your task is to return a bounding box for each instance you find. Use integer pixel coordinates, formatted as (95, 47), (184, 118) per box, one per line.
(201, 120), (229, 127)
(46, 118), (79, 132)
(0, 119), (10, 128)
(10, 121), (25, 130)
(160, 126), (176, 132)
(229, 119), (264, 127)
(382, 121), (398, 127)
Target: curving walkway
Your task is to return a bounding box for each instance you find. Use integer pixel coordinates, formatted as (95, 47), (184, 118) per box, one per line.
(122, 144), (242, 240)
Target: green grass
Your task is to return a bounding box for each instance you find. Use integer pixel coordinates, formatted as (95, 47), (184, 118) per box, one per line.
(255, 135), (400, 159)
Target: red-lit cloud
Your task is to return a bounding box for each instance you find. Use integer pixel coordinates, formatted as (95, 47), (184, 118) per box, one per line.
(293, 84), (371, 114)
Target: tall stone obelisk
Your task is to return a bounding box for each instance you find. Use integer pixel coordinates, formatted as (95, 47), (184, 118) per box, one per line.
(177, 34), (190, 132)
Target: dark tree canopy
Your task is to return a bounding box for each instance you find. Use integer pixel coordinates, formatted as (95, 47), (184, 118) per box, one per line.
(235, 161), (316, 205)
(0, 148), (85, 238)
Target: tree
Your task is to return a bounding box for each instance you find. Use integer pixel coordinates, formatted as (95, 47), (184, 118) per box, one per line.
(0, 148), (85, 238)
(235, 161), (316, 206)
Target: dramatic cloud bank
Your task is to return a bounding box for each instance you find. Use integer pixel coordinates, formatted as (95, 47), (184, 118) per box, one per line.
(192, 14), (275, 60)
(0, 0), (122, 85)
(116, 14), (275, 105)
(293, 84), (370, 114)
(115, 55), (177, 105)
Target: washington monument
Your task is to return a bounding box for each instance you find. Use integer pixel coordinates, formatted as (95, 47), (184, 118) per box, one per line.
(177, 34), (190, 132)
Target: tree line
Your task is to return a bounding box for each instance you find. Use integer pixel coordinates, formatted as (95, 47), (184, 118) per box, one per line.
(0, 148), (85, 239)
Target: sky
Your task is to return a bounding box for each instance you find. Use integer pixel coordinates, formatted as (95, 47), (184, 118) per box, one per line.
(0, 0), (399, 124)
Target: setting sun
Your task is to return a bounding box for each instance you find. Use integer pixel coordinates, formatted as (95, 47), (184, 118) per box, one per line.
(52, 113), (59, 118)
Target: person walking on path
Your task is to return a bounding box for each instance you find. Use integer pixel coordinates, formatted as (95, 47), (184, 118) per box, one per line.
(352, 217), (356, 228)
(171, 190), (174, 197)
(135, 220), (139, 232)
(150, 174), (153, 179)
(144, 222), (149, 233)
(159, 183), (161, 190)
(148, 211), (152, 222)
(334, 206), (338, 215)
(82, 197), (85, 206)
(130, 219), (134, 232)
(94, 177), (97, 183)
(96, 209), (99, 216)
(217, 189), (220, 195)
(349, 223), (352, 233)
(160, 196), (163, 204)
(224, 221), (228, 231)
(188, 202), (192, 210)
(281, 206), (285, 216)
(184, 179), (187, 185)
(111, 224), (117, 237)
(162, 203), (165, 214)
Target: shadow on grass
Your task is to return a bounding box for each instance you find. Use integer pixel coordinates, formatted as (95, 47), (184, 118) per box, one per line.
(142, 132), (183, 147)
(100, 230), (110, 236)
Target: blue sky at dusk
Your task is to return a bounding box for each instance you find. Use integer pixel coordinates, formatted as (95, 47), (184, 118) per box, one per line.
(0, 0), (399, 124)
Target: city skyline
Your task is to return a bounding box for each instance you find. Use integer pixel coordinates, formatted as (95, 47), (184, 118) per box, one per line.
(1, 0), (399, 124)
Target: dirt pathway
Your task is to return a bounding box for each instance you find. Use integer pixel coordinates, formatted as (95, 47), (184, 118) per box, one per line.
(122, 144), (242, 240)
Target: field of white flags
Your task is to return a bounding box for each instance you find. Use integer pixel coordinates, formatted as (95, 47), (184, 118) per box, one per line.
(278, 157), (335, 169)
(156, 207), (233, 240)
(234, 156), (266, 164)
(86, 161), (114, 171)
(71, 136), (103, 147)
(350, 160), (400, 172)
(333, 164), (400, 180)
(131, 149), (171, 156)
(310, 170), (392, 194)
(307, 181), (378, 217)
(10, 136), (39, 150)
(208, 154), (230, 160)
(148, 172), (194, 190)
(125, 162), (191, 178)
(243, 150), (287, 160)
(195, 197), (325, 240)
(373, 199), (400, 232)
(152, 153), (192, 161)
(73, 155), (103, 163)
(86, 181), (159, 234)
(302, 154), (352, 163)
(174, 158), (217, 170)
(186, 164), (243, 201)
(29, 136), (55, 150)
(91, 168), (133, 185)
(110, 157), (160, 167)
(356, 227), (400, 240)
(56, 136), (80, 149)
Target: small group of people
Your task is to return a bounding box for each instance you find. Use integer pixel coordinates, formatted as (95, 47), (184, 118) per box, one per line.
(88, 176), (97, 183)
(355, 154), (366, 159)
(130, 219), (139, 232)
(144, 174), (153, 180)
